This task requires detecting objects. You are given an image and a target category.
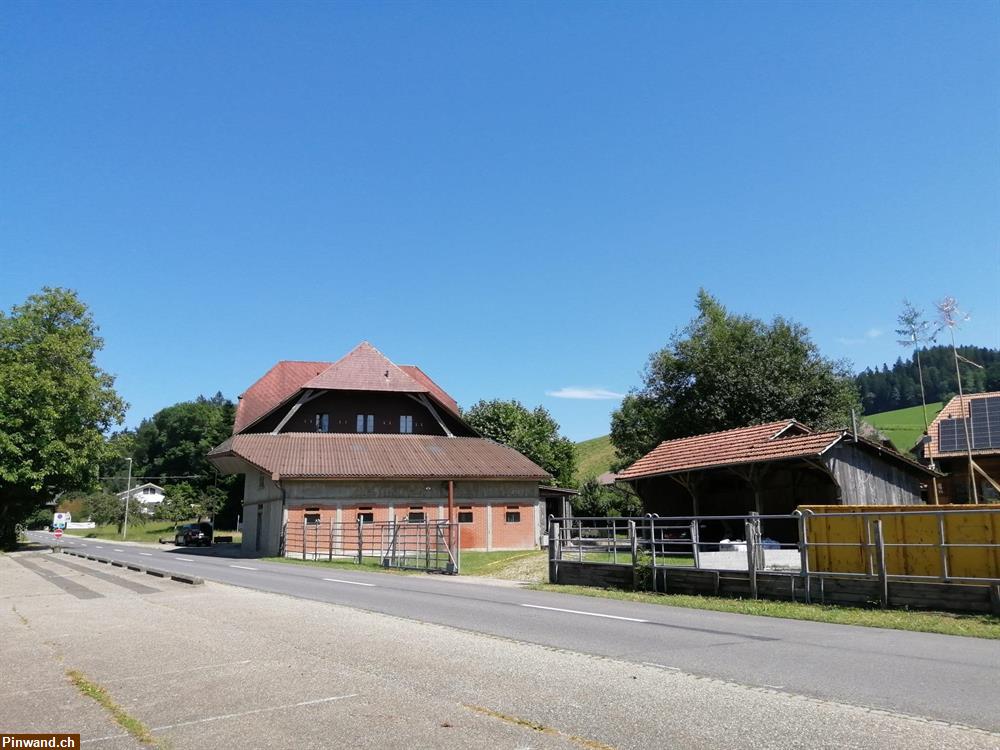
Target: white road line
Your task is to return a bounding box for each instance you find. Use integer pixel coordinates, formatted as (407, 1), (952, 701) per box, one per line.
(176, 557), (195, 562)
(230, 564), (258, 570)
(520, 604), (649, 623)
(113, 549), (124, 552)
(642, 662), (681, 671)
(81, 694), (357, 744)
(139, 552), (153, 556)
(95, 546), (104, 549)
(323, 578), (376, 587)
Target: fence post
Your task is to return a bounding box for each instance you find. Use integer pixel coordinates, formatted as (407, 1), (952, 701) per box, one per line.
(874, 519), (888, 608)
(425, 521), (431, 570)
(629, 520), (638, 590)
(938, 513), (949, 581)
(549, 521), (560, 583)
(649, 516), (657, 580)
(690, 519), (701, 569)
(578, 519), (583, 563)
(328, 522), (333, 562)
(611, 519), (617, 565)
(745, 519), (758, 600)
(357, 518), (363, 565)
(796, 511), (811, 604)
(302, 520), (307, 561)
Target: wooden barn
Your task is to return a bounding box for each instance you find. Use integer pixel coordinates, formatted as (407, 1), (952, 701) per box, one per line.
(617, 420), (940, 540)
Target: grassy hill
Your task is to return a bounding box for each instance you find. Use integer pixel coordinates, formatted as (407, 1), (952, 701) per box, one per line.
(574, 435), (617, 484)
(864, 402), (944, 452)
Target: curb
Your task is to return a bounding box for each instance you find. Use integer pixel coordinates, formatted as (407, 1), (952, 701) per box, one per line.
(55, 547), (204, 585)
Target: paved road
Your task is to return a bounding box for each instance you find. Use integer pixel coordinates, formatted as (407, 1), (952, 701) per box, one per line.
(29, 531), (1000, 733)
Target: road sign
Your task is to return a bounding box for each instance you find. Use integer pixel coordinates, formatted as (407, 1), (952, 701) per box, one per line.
(54, 528), (63, 540)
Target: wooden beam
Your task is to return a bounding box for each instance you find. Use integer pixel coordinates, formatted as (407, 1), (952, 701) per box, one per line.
(407, 393), (454, 437)
(972, 460), (1000, 497)
(271, 390), (314, 434)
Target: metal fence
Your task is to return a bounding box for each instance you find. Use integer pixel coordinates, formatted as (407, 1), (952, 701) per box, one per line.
(281, 519), (459, 574)
(550, 506), (1000, 595)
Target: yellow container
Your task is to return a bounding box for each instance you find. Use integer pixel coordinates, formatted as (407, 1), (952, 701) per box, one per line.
(799, 504), (1000, 579)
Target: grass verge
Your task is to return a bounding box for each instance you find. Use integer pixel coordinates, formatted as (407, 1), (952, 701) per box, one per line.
(67, 669), (157, 745)
(261, 555), (417, 575)
(529, 584), (1000, 640)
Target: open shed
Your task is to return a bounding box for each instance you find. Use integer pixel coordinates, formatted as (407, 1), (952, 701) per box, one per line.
(617, 420), (940, 542)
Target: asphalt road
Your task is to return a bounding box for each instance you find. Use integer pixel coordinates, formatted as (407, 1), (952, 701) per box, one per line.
(29, 530), (1000, 733)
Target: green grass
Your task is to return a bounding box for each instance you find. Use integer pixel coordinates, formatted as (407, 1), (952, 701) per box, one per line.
(575, 434), (616, 483)
(530, 584), (1000, 639)
(458, 550), (545, 576)
(864, 401), (944, 453)
(578, 551), (694, 566)
(68, 669), (158, 745)
(66, 522), (242, 545)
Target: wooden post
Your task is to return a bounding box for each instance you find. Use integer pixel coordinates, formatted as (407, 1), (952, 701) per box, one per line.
(690, 520), (701, 569)
(874, 519), (888, 608)
(302, 520), (306, 561)
(629, 520), (638, 590)
(356, 518), (363, 565)
(745, 519), (758, 600)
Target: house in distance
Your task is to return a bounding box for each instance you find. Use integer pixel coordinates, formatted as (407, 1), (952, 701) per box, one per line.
(921, 391), (1000, 503)
(208, 342), (549, 556)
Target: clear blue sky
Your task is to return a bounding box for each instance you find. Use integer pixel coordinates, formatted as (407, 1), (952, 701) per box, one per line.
(2, 1), (998, 441)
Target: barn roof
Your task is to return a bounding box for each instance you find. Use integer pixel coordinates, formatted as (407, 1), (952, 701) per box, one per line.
(232, 343), (463, 434)
(618, 420), (937, 481)
(208, 433), (549, 481)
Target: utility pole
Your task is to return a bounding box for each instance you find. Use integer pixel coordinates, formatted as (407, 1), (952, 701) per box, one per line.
(121, 457), (134, 539)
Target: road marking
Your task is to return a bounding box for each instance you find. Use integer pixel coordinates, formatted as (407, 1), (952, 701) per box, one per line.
(81, 694), (357, 744)
(139, 552), (153, 556)
(113, 549), (124, 552)
(642, 662), (680, 671)
(95, 546), (104, 549)
(176, 557), (195, 562)
(520, 604), (649, 623)
(230, 564), (258, 570)
(323, 578), (376, 587)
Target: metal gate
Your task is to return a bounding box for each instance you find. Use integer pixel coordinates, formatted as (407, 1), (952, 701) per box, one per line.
(381, 521), (459, 573)
(282, 519), (459, 574)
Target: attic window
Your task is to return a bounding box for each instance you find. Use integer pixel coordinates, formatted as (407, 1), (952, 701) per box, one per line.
(400, 415), (413, 434)
(356, 414), (374, 433)
(315, 413), (329, 433)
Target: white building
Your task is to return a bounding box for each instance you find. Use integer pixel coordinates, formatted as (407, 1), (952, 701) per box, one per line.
(117, 483), (166, 514)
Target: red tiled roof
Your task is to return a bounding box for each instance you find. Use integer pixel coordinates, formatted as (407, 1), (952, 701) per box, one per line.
(617, 421), (843, 480)
(303, 342), (425, 393)
(926, 391), (1000, 458)
(208, 433), (549, 480)
(233, 361), (330, 433)
(231, 343), (464, 433)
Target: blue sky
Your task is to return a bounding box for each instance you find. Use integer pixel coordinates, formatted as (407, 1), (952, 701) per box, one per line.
(2, 1), (997, 441)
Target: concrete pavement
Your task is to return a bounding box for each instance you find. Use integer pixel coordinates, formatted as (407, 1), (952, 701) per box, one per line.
(4, 548), (999, 749)
(22, 530), (1000, 734)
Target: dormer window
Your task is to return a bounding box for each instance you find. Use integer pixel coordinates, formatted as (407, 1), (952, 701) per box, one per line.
(356, 414), (374, 433)
(315, 413), (329, 433)
(400, 415), (413, 434)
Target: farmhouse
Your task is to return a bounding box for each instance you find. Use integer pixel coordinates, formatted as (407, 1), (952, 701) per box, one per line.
(207, 342), (549, 556)
(117, 482), (166, 515)
(617, 420), (939, 540)
(921, 392), (1000, 503)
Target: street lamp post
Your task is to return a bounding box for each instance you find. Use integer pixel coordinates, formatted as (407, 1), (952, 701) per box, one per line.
(121, 457), (133, 539)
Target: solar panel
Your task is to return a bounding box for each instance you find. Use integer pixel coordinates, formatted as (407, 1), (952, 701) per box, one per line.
(940, 397), (1000, 453)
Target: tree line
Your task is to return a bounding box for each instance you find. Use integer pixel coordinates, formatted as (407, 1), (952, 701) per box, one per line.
(854, 346), (1000, 415)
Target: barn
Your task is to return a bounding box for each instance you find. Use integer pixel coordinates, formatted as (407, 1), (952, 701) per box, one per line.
(207, 342), (550, 557)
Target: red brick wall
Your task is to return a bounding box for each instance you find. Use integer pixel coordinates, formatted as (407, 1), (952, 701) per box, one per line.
(491, 503), (536, 550)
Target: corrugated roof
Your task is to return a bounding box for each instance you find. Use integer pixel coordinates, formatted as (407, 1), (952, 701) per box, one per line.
(208, 433), (550, 480)
(925, 391), (1000, 458)
(617, 421), (844, 480)
(233, 360), (329, 433)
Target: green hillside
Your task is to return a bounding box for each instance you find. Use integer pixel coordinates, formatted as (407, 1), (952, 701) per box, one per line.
(864, 402), (944, 453)
(574, 434), (617, 484)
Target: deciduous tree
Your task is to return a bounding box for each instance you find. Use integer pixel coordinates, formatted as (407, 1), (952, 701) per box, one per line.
(463, 400), (576, 486)
(0, 288), (126, 549)
(610, 290), (860, 469)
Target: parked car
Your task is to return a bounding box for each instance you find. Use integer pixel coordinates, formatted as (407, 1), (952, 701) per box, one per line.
(174, 522), (213, 547)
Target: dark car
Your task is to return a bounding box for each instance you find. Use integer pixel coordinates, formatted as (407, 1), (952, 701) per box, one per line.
(174, 522), (213, 547)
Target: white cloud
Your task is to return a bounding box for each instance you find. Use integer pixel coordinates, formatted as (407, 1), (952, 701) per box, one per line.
(546, 387), (625, 400)
(837, 327), (883, 346)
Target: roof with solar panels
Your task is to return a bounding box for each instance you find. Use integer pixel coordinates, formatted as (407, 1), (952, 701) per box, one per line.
(925, 391), (1000, 458)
